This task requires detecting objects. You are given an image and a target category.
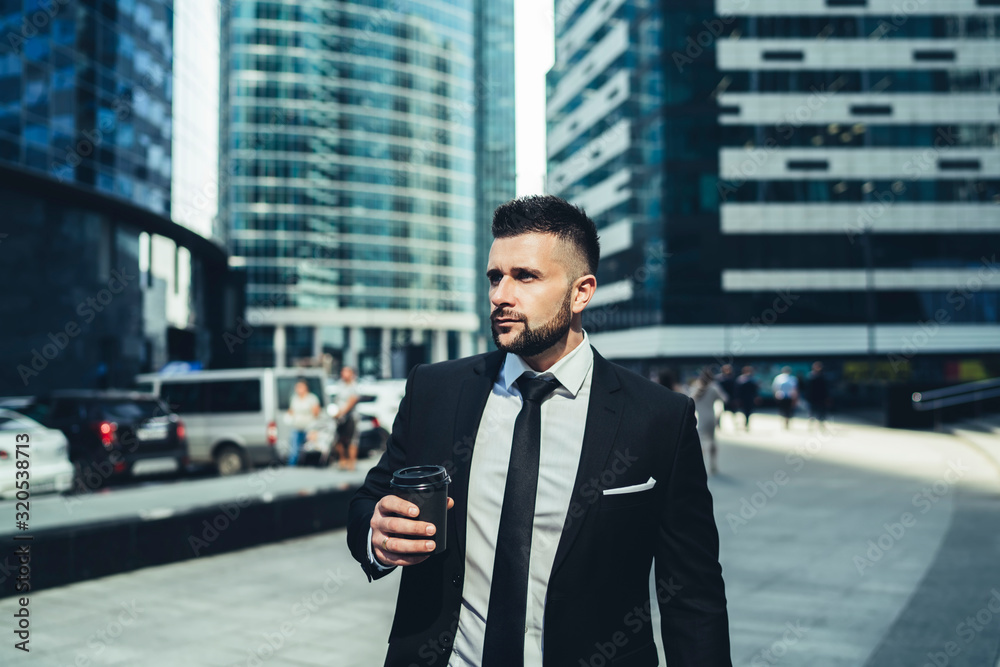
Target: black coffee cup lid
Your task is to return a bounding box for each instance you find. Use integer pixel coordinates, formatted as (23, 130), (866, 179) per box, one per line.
(391, 465), (451, 488)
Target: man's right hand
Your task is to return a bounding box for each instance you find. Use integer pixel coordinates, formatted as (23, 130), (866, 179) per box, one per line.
(371, 494), (454, 567)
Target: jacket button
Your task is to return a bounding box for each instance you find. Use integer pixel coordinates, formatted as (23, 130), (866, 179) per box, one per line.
(452, 574), (462, 586)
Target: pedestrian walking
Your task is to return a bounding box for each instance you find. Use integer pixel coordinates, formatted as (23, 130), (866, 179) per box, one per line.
(332, 365), (361, 470)
(805, 361), (831, 431)
(657, 368), (681, 392)
(348, 195), (731, 666)
(286, 378), (320, 466)
(772, 366), (799, 430)
(688, 367), (729, 475)
(735, 365), (760, 432)
(715, 363), (738, 430)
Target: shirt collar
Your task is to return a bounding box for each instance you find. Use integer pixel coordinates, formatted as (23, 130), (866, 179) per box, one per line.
(500, 331), (594, 398)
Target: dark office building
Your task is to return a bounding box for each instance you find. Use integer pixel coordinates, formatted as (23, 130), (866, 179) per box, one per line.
(548, 0), (1000, 391)
(0, 0), (240, 395)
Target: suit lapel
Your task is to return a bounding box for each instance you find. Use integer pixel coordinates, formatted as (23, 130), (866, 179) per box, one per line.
(449, 350), (505, 559)
(551, 351), (624, 575)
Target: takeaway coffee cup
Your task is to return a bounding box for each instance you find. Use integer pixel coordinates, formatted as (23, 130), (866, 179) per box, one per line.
(390, 465), (451, 553)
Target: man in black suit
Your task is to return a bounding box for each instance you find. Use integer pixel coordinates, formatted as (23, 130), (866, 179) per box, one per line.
(348, 196), (731, 666)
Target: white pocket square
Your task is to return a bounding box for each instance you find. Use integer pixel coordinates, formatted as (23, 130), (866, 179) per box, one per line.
(602, 477), (656, 496)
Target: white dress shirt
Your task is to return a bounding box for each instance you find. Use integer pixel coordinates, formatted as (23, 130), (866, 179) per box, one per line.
(449, 332), (594, 667)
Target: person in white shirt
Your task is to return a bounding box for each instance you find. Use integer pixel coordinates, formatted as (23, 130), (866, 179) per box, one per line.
(286, 378), (320, 466)
(771, 366), (799, 430)
(686, 367), (729, 475)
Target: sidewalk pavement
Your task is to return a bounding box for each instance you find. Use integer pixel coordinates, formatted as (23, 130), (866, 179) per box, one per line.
(2, 413), (999, 666)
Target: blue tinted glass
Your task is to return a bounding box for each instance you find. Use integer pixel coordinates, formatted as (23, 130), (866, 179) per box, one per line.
(24, 124), (47, 145)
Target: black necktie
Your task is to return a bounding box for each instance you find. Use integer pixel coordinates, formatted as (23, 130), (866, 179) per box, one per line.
(482, 372), (559, 667)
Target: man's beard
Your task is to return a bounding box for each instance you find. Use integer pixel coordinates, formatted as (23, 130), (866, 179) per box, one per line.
(491, 288), (573, 358)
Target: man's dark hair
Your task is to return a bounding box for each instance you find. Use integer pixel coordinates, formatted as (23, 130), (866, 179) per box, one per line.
(492, 195), (600, 277)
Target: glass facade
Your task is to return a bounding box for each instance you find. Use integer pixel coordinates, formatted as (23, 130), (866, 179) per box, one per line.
(0, 0), (174, 215)
(0, 1), (238, 393)
(474, 0), (516, 347)
(221, 0), (512, 371)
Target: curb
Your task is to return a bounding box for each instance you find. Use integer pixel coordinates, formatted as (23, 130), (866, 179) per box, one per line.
(0, 486), (358, 599)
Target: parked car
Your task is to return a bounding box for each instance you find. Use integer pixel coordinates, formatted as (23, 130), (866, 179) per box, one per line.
(326, 379), (405, 459)
(13, 391), (188, 489)
(0, 408), (74, 499)
(135, 368), (328, 475)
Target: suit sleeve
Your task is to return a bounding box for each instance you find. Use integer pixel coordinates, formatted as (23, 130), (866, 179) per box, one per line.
(655, 397), (732, 666)
(346, 363), (420, 581)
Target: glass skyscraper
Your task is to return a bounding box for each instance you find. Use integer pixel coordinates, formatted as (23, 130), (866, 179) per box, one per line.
(474, 0), (515, 349)
(0, 0), (237, 394)
(221, 0), (514, 374)
(548, 0), (1000, 387)
(0, 0), (173, 212)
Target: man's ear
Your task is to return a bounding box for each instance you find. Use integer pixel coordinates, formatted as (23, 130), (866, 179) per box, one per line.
(571, 274), (597, 314)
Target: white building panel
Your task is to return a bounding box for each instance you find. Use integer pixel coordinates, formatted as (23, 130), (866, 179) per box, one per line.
(549, 119), (630, 194)
(591, 324), (1000, 358)
(721, 204), (1000, 234)
(722, 268), (1000, 292)
(718, 39), (998, 71)
(548, 21), (629, 118)
(875, 325), (1000, 355)
(554, 0), (587, 33)
(589, 326), (729, 358)
(549, 70), (630, 158)
(875, 269), (1000, 290)
(556, 0), (628, 63)
(589, 279), (634, 307)
(722, 270), (868, 291)
(719, 148), (1000, 180)
(716, 0), (1000, 15)
(599, 217), (633, 257)
(568, 168), (631, 218)
(718, 93), (1000, 126)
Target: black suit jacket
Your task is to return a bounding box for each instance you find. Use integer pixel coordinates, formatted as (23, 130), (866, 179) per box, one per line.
(348, 349), (731, 666)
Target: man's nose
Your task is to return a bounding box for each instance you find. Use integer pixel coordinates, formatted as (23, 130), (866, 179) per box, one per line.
(490, 276), (514, 307)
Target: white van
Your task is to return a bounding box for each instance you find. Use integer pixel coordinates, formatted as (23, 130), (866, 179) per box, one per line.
(135, 368), (327, 475)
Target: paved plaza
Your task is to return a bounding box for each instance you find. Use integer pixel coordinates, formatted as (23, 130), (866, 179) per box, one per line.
(2, 413), (999, 666)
